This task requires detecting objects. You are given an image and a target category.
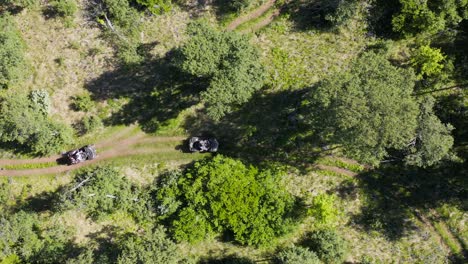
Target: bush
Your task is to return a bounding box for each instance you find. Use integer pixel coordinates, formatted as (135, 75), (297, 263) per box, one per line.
(0, 0), (38, 8)
(0, 93), (74, 155)
(71, 94), (94, 112)
(304, 230), (348, 264)
(155, 155), (295, 246)
(308, 194), (339, 226)
(60, 166), (153, 222)
(176, 21), (265, 120)
(172, 207), (213, 243)
(116, 227), (185, 264)
(275, 246), (321, 264)
(411, 45), (446, 80)
(0, 211), (43, 262)
(51, 0), (77, 17)
(99, 0), (143, 64)
(81, 115), (103, 134)
(29, 90), (51, 116)
(31, 121), (74, 155)
(0, 14), (28, 89)
(135, 0), (171, 14)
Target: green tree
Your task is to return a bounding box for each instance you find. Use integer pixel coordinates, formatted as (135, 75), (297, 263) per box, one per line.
(60, 166), (153, 222)
(155, 155), (295, 246)
(51, 0), (78, 18)
(304, 230), (348, 264)
(405, 96), (454, 167)
(302, 52), (419, 165)
(116, 227), (185, 264)
(308, 194), (339, 226)
(0, 14), (27, 89)
(176, 21), (265, 119)
(0, 93), (73, 155)
(275, 246), (322, 264)
(391, 0), (468, 36)
(135, 0), (171, 14)
(0, 211), (43, 262)
(411, 45), (446, 80)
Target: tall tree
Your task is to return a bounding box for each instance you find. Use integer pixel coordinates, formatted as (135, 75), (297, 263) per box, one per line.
(302, 52), (419, 165)
(176, 21), (265, 120)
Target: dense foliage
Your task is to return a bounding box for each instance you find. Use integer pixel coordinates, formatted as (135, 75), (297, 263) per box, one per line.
(391, 0), (468, 36)
(275, 246), (322, 264)
(176, 21), (265, 119)
(60, 166), (153, 222)
(135, 0), (171, 14)
(0, 211), (42, 263)
(0, 14), (27, 89)
(0, 92), (73, 155)
(155, 155), (295, 245)
(304, 230), (348, 264)
(405, 96), (454, 167)
(301, 52), (454, 166)
(411, 45), (446, 80)
(116, 227), (185, 264)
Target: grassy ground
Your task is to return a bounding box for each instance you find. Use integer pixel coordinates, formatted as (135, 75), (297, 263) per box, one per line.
(0, 1), (465, 263)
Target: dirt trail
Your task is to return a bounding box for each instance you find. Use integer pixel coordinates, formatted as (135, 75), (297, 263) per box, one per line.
(0, 130), (187, 176)
(226, 0), (276, 31)
(0, 147), (179, 176)
(0, 127), (136, 166)
(239, 9), (280, 33)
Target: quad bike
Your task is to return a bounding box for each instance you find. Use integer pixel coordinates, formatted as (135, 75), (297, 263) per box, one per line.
(63, 145), (97, 165)
(189, 137), (218, 153)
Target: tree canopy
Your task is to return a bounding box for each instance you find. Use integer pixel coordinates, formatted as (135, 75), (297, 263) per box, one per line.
(0, 92), (73, 155)
(301, 52), (454, 166)
(302, 52), (419, 165)
(155, 155), (295, 246)
(176, 21), (265, 120)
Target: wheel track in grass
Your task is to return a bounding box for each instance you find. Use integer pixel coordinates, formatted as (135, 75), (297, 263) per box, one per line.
(0, 127), (187, 176)
(226, 0), (277, 31)
(0, 126), (137, 166)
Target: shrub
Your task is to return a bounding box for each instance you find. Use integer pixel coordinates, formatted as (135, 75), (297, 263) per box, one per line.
(304, 230), (348, 264)
(0, 93), (74, 155)
(100, 0), (143, 64)
(308, 194), (339, 226)
(0, 0), (38, 8)
(0, 211), (43, 262)
(155, 155), (295, 246)
(31, 121), (74, 155)
(60, 166), (154, 222)
(172, 207), (213, 243)
(71, 94), (94, 112)
(275, 246), (321, 264)
(135, 0), (171, 14)
(411, 45), (446, 80)
(0, 14), (28, 89)
(116, 227), (185, 264)
(51, 0), (77, 17)
(82, 115), (103, 134)
(29, 89), (51, 116)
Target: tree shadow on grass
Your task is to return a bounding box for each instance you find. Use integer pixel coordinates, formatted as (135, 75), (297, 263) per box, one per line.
(84, 48), (203, 132)
(182, 89), (324, 173)
(281, 0), (341, 32)
(349, 160), (467, 241)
